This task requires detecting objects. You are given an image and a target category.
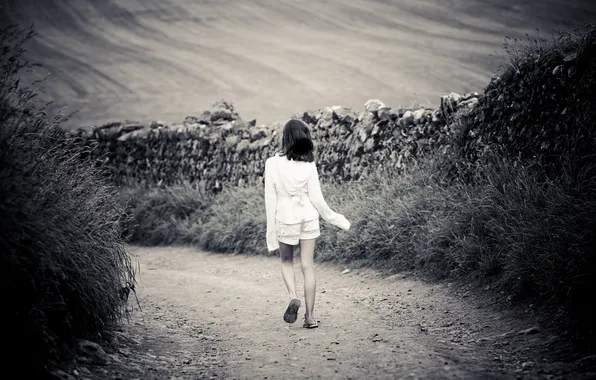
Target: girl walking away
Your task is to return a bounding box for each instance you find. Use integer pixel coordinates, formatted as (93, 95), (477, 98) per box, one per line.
(264, 119), (351, 328)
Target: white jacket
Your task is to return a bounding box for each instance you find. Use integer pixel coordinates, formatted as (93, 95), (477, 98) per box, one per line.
(264, 152), (351, 251)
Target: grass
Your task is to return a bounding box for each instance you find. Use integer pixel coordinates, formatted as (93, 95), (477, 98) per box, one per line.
(0, 25), (136, 376)
(119, 183), (270, 256)
(119, 184), (215, 246)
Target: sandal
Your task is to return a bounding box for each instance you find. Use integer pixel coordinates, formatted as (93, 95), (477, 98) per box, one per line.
(283, 298), (301, 323)
(302, 313), (319, 329)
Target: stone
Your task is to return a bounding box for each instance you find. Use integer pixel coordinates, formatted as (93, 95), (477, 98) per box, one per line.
(120, 122), (145, 134)
(377, 106), (394, 121)
(431, 109), (442, 123)
(117, 127), (151, 141)
(183, 116), (202, 126)
(364, 99), (386, 113)
(316, 107), (336, 128)
(210, 99), (238, 122)
(358, 124), (369, 143)
(360, 112), (376, 132)
(70, 91), (466, 189)
(95, 122), (124, 140)
(399, 110), (414, 127)
(461, 91), (480, 101)
(458, 97), (479, 111)
(212, 118), (232, 126)
(150, 120), (167, 129)
(236, 139), (250, 152)
(333, 106), (357, 124)
(440, 92), (462, 118)
(563, 52), (578, 62)
(77, 339), (110, 365)
(225, 135), (240, 147)
(412, 109), (426, 124)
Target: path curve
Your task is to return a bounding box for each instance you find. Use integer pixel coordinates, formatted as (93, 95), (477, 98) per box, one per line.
(61, 246), (596, 380)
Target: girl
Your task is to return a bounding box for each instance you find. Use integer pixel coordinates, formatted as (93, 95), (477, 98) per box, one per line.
(264, 119), (351, 328)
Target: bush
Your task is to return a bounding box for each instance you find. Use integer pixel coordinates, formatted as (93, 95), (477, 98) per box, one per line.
(0, 25), (136, 376)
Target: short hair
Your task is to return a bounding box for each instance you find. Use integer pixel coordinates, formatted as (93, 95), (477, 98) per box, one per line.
(279, 119), (314, 162)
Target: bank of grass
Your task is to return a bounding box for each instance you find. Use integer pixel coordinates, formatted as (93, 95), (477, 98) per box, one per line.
(119, 184), (215, 246)
(120, 183), (267, 255)
(1, 26), (136, 376)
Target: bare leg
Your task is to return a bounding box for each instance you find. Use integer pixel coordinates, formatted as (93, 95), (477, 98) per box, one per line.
(299, 238), (317, 324)
(279, 242), (298, 300)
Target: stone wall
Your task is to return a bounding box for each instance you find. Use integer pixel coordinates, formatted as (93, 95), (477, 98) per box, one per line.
(69, 96), (480, 191)
(445, 36), (596, 181)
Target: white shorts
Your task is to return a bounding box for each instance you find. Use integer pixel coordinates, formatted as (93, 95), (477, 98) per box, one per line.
(276, 219), (321, 245)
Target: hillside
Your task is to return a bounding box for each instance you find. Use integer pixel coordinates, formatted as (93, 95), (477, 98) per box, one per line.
(1, 0), (595, 129)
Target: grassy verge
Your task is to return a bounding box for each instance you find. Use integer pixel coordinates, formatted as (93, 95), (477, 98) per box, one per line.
(119, 184), (215, 246)
(0, 25), (136, 376)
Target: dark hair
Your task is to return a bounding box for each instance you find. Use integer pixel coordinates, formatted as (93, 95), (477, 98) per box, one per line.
(279, 119), (315, 162)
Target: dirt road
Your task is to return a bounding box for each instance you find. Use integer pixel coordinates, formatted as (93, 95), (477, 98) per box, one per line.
(60, 246), (596, 380)
(2, 1), (596, 130)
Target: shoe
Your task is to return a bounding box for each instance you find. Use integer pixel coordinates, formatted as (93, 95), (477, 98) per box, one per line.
(283, 298), (301, 323)
(303, 313), (319, 329)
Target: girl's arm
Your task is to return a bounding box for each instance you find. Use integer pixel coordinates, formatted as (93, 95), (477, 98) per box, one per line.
(264, 158), (279, 251)
(307, 163), (350, 230)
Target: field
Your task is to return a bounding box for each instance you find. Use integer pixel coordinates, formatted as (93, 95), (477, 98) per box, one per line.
(1, 0), (595, 129)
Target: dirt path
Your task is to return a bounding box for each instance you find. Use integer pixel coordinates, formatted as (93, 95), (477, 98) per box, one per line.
(56, 245), (596, 380)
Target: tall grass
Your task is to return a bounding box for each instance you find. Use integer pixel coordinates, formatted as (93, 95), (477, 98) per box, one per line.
(119, 184), (271, 256)
(197, 185), (269, 255)
(119, 184), (215, 246)
(0, 25), (136, 376)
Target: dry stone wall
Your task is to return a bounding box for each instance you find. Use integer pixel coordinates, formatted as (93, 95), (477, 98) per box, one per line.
(69, 96), (480, 191)
(445, 34), (596, 181)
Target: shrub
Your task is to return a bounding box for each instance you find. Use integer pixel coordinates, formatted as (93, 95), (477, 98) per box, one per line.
(0, 25), (136, 376)
(432, 154), (596, 341)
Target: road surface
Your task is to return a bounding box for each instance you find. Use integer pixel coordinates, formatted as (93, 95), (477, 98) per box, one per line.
(61, 246), (596, 380)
